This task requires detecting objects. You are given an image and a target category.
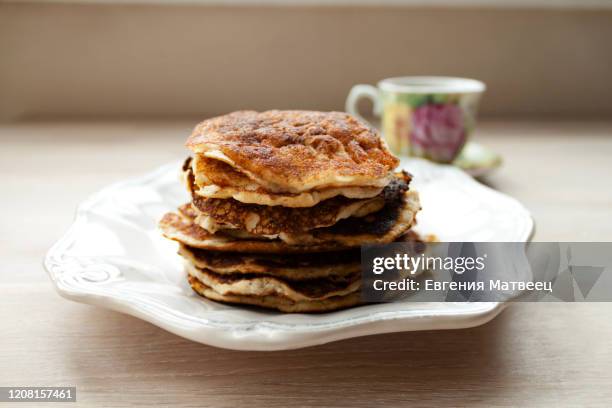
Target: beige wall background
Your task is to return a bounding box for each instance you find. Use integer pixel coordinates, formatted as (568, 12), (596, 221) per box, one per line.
(1, 2), (611, 121)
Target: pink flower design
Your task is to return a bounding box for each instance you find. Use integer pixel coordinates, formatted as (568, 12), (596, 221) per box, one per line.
(410, 103), (466, 163)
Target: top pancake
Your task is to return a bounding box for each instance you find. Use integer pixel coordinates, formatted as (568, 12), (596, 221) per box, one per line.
(186, 110), (399, 193)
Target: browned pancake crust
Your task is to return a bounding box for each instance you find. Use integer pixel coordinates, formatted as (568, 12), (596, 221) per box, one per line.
(187, 156), (385, 207)
(310, 172), (411, 238)
(186, 110), (399, 191)
(179, 244), (360, 278)
(159, 178), (417, 253)
(192, 190), (384, 235)
(188, 275), (361, 313)
(160, 172), (417, 253)
(193, 267), (360, 299)
(159, 211), (351, 253)
(189, 168), (407, 236)
(193, 156), (254, 188)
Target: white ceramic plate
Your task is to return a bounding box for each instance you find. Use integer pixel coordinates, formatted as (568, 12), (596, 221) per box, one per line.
(45, 158), (533, 351)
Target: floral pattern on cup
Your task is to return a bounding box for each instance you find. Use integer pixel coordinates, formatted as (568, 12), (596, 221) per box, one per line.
(410, 103), (466, 163)
(380, 94), (481, 163)
(346, 77), (485, 164)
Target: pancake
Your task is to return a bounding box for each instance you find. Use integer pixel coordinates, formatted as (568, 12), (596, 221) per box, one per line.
(186, 263), (360, 301)
(190, 156), (383, 208)
(188, 275), (361, 313)
(192, 154), (258, 190)
(185, 110), (399, 193)
(178, 244), (360, 279)
(277, 176), (419, 245)
(160, 207), (351, 253)
(159, 184), (420, 253)
(186, 161), (412, 235)
(191, 191), (385, 235)
(195, 182), (384, 208)
(186, 161), (390, 235)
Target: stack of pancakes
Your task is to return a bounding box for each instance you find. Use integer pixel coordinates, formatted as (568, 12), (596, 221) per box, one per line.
(160, 110), (421, 312)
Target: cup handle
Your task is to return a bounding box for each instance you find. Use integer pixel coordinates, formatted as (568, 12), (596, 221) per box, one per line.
(345, 84), (381, 126)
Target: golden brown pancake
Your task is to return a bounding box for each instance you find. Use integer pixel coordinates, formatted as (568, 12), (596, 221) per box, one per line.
(160, 209), (352, 253)
(178, 244), (360, 279)
(191, 155), (259, 191)
(190, 156), (383, 208)
(277, 175), (418, 245)
(185, 110), (399, 193)
(191, 190), (385, 235)
(186, 159), (392, 235)
(186, 263), (360, 301)
(188, 275), (361, 313)
(159, 182), (420, 253)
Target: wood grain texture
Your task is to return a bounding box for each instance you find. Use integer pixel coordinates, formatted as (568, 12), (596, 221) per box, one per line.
(1, 120), (611, 407)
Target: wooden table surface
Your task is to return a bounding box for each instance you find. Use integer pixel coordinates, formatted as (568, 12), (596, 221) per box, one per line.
(1, 120), (612, 407)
